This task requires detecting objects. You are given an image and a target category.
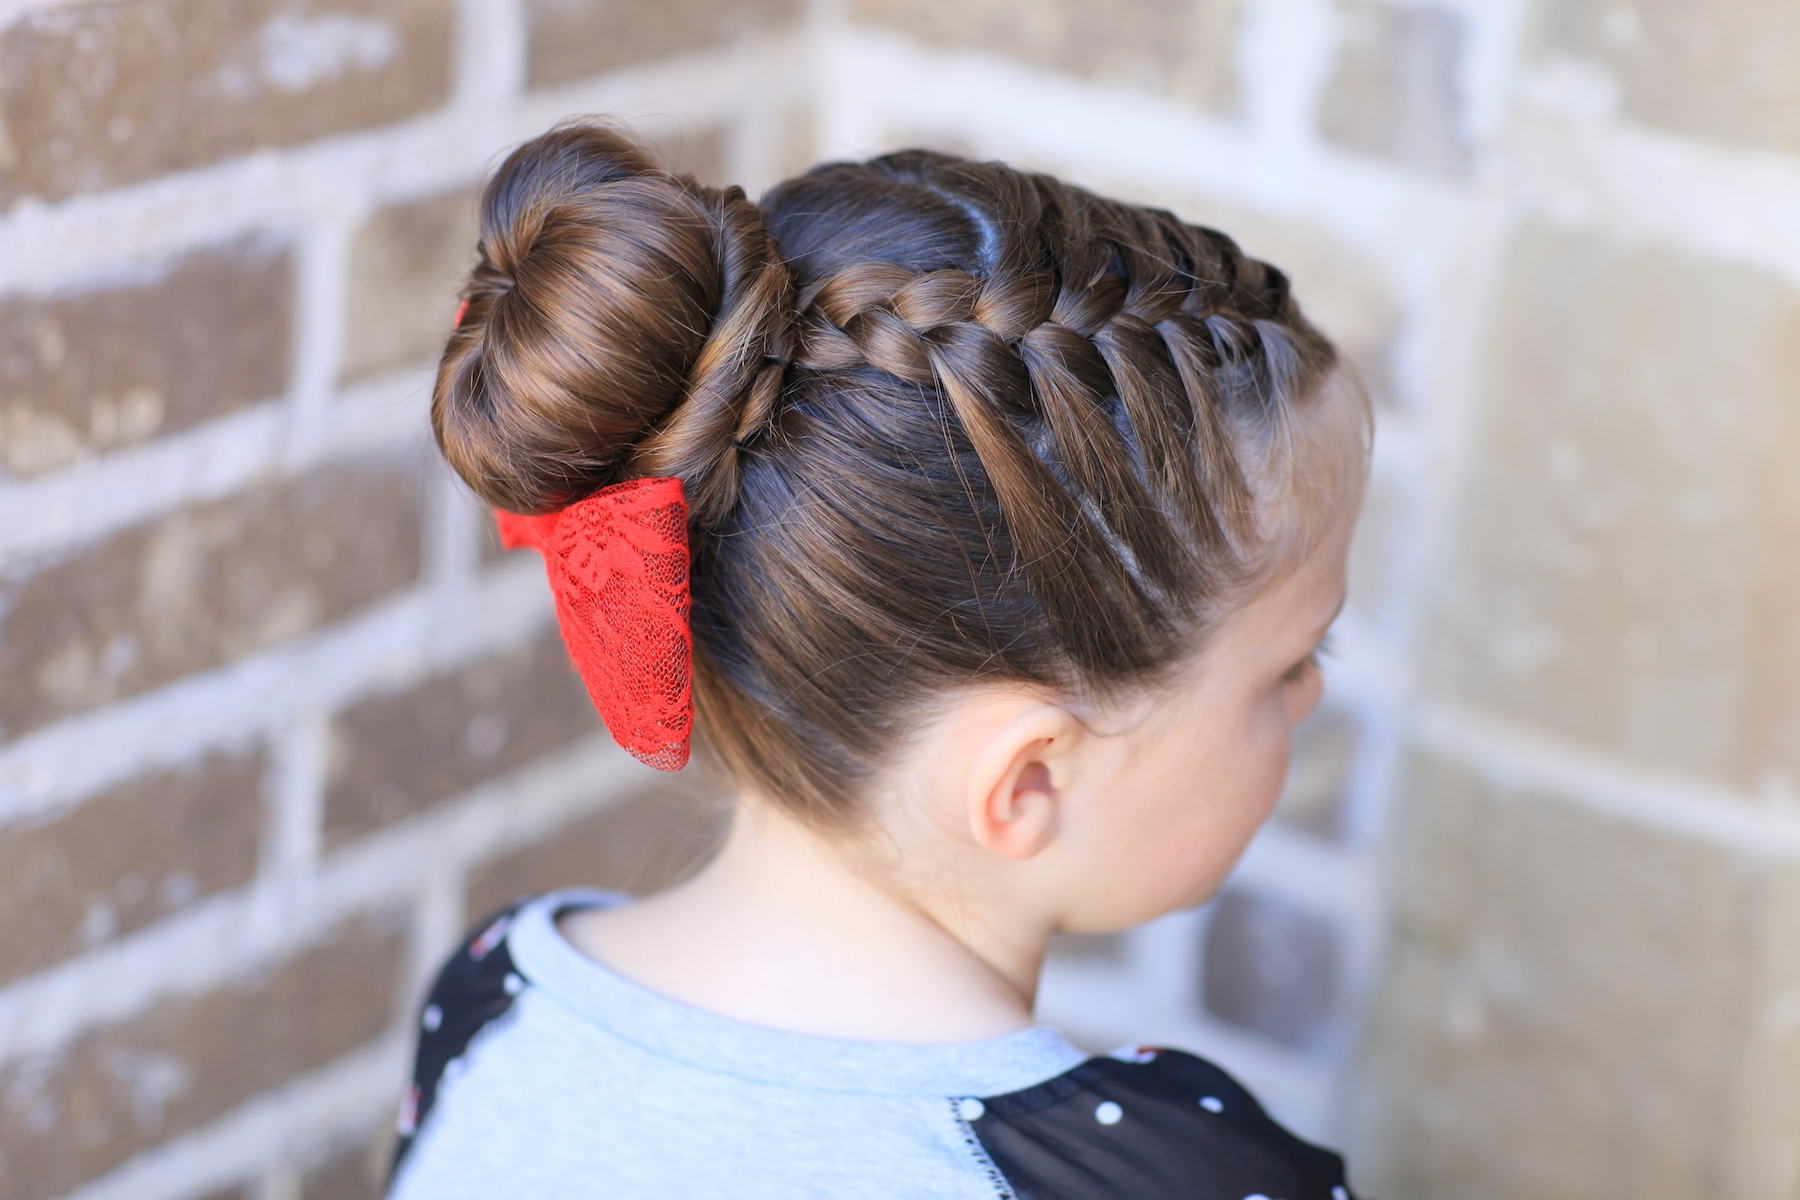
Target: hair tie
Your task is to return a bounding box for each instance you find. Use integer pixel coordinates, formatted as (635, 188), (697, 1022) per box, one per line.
(494, 477), (692, 771)
(453, 298), (471, 329)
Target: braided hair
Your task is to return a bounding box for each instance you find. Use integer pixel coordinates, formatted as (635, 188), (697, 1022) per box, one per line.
(434, 120), (1362, 826)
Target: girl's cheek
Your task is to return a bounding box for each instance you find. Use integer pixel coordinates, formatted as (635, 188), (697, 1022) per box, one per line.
(1143, 833), (1232, 916)
(1252, 707), (1298, 819)
(1108, 699), (1290, 917)
(1283, 668), (1325, 725)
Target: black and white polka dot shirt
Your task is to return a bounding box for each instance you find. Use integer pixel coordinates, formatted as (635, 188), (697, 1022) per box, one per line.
(388, 890), (1361, 1200)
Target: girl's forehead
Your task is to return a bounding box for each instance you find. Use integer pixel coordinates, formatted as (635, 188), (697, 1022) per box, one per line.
(1222, 523), (1352, 657)
(1239, 365), (1373, 582)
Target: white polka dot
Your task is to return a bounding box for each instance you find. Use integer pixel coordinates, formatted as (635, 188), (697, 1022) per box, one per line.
(421, 1004), (443, 1032)
(503, 972), (525, 996)
(1243, 1194), (1274, 1200)
(957, 1098), (986, 1121)
(1094, 1100), (1124, 1125)
(1200, 1095), (1225, 1113)
(1333, 1189), (1350, 1200)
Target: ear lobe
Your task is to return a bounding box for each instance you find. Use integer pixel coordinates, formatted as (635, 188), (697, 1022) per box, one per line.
(967, 707), (1082, 862)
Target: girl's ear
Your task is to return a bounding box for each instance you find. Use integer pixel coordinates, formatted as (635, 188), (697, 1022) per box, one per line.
(965, 705), (1085, 862)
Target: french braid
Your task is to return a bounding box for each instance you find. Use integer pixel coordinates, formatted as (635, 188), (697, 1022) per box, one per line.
(783, 153), (1321, 673)
(434, 123), (1358, 825)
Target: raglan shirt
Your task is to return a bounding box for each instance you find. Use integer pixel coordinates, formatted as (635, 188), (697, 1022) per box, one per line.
(387, 890), (1359, 1200)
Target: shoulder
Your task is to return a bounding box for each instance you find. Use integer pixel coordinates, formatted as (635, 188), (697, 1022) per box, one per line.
(965, 1048), (1356, 1200)
(389, 897), (538, 1184)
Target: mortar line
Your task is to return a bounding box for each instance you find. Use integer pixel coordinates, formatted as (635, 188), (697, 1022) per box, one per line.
(0, 736), (643, 1062)
(1414, 701), (1800, 860)
(285, 218), (354, 464)
(0, 372), (428, 570)
(0, 564), (552, 824)
(53, 1040), (407, 1200)
(0, 0), (83, 24)
(0, 40), (795, 295)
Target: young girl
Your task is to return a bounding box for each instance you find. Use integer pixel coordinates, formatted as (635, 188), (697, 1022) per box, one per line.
(389, 119), (1369, 1199)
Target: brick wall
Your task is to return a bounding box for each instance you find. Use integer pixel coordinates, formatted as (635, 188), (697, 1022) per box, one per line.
(0, 2), (800, 1197)
(841, 2), (1798, 1196)
(3, 3), (1796, 1199)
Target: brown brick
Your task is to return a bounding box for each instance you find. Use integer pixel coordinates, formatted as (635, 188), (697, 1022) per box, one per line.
(1429, 221), (1800, 788)
(1535, 0), (1800, 155)
(299, 1126), (389, 1200)
(524, 0), (803, 89)
(850, 0), (1239, 112)
(0, 749), (265, 986)
(322, 633), (600, 847)
(1354, 753), (1800, 1199)
(0, 0), (454, 204)
(1273, 703), (1359, 841)
(465, 780), (726, 915)
(0, 239), (291, 478)
(0, 913), (406, 1200)
(0, 456), (423, 740)
(1201, 886), (1341, 1049)
(342, 188), (478, 382)
(1319, 1), (1468, 176)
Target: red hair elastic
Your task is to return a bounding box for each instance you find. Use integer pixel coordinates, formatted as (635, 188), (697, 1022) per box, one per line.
(495, 478), (693, 771)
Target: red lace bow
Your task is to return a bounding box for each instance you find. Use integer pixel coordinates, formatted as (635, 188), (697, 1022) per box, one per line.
(494, 478), (692, 771)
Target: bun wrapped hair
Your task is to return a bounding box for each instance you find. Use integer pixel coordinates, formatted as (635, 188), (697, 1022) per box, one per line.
(433, 121), (792, 526)
(431, 118), (1357, 824)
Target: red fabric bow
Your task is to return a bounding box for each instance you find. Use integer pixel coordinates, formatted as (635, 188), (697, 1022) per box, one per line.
(495, 477), (692, 771)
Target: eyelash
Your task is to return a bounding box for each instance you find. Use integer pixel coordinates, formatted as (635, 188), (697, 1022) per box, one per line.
(1284, 634), (1334, 683)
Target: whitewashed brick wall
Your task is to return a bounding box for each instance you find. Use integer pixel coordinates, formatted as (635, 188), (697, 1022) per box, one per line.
(4, 2), (1796, 1198)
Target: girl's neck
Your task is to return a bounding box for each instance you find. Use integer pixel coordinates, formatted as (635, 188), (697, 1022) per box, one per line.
(560, 797), (1048, 1044)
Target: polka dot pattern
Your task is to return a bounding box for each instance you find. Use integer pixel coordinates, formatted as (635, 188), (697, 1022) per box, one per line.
(961, 1045), (1355, 1199)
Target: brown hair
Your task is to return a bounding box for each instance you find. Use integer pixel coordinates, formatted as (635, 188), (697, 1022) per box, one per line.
(434, 119), (1358, 827)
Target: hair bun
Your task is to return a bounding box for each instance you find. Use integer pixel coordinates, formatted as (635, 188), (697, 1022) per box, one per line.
(433, 120), (792, 520)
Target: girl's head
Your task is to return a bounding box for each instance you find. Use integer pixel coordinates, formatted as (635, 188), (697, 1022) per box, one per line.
(436, 120), (1368, 928)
